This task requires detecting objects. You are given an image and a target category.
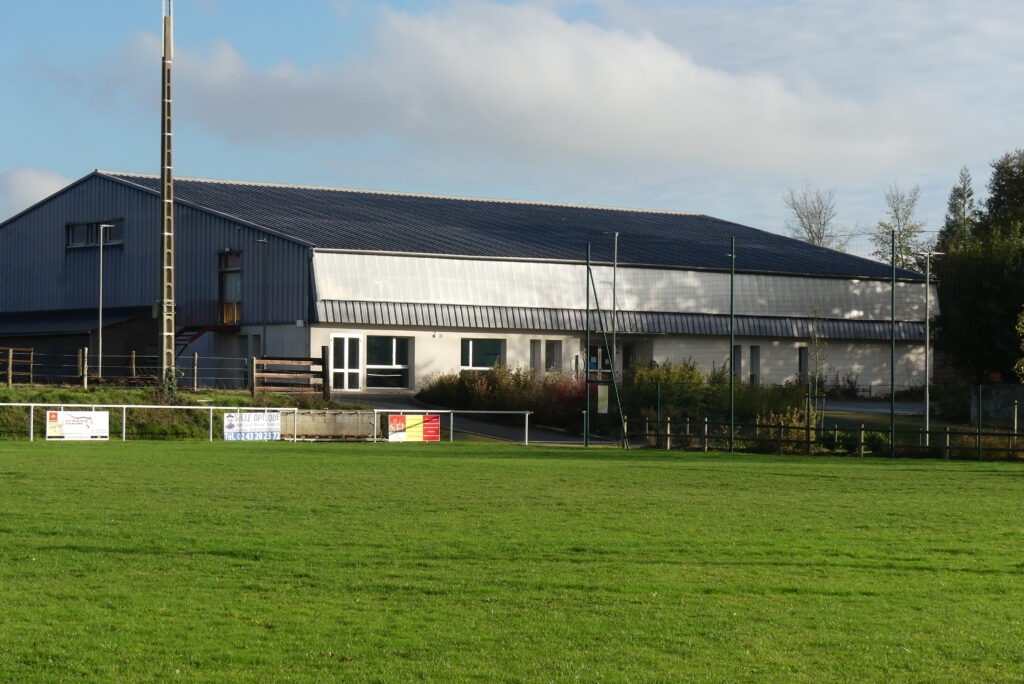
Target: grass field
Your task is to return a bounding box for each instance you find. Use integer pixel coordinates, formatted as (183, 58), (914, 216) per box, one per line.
(1, 442), (1023, 682)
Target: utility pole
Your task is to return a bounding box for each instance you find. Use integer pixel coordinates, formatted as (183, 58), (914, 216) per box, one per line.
(158, 0), (176, 385)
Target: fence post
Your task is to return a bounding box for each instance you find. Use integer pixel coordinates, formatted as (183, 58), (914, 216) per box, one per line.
(1014, 400), (1019, 436)
(209, 408), (214, 442)
(944, 426), (950, 459)
(29, 349), (34, 384)
(703, 417), (709, 452)
(130, 350), (137, 378)
(645, 418), (649, 446)
(524, 412), (529, 446)
(666, 417), (671, 450)
(192, 352), (199, 391)
(5, 348), (12, 387)
(29, 405), (34, 441)
(77, 348), (83, 378)
(320, 345), (331, 401)
(858, 424), (864, 458)
(250, 356), (257, 397)
(82, 347), (89, 389)
(805, 415), (811, 455)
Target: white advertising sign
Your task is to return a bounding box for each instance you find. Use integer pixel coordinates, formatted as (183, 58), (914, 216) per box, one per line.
(45, 411), (110, 440)
(223, 412), (281, 441)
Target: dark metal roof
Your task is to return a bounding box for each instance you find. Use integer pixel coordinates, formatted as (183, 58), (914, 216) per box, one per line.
(0, 307), (149, 336)
(316, 300), (924, 341)
(99, 172), (920, 280)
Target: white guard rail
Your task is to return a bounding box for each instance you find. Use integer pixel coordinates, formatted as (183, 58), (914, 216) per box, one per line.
(373, 409), (533, 445)
(1, 402), (299, 442)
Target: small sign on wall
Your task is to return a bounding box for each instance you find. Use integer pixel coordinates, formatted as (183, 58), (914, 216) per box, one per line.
(389, 414), (441, 442)
(46, 411), (110, 440)
(223, 412), (281, 441)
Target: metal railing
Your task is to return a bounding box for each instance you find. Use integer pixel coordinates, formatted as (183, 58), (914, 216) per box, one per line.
(373, 409), (533, 445)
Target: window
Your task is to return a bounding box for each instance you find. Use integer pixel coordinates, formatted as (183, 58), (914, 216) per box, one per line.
(544, 340), (562, 372)
(732, 345), (742, 381)
(461, 339), (504, 370)
(798, 346), (809, 384)
(331, 335), (361, 391)
(219, 251), (242, 324)
(588, 344), (612, 381)
(749, 346), (760, 386)
(366, 336), (411, 388)
(66, 220), (124, 247)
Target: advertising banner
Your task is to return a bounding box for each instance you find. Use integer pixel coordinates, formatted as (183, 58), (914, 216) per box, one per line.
(46, 411), (110, 440)
(223, 412), (281, 441)
(388, 414), (441, 442)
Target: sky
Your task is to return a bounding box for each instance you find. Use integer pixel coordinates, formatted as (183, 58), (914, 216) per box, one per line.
(1, 0), (1022, 258)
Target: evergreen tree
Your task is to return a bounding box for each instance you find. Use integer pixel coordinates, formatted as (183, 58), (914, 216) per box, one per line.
(983, 148), (1024, 240)
(935, 166), (978, 253)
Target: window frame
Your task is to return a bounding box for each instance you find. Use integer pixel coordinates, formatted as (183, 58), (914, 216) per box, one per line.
(365, 336), (412, 389)
(65, 220), (125, 248)
(460, 338), (505, 371)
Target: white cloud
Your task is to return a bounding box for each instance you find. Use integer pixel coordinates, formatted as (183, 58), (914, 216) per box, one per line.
(0, 168), (71, 222)
(91, 2), (945, 178)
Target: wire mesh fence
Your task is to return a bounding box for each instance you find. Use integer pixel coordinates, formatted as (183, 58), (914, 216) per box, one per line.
(622, 416), (1023, 461)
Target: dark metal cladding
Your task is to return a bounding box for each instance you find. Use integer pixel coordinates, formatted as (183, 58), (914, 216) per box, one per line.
(99, 172), (922, 280)
(0, 175), (309, 328)
(315, 300), (925, 341)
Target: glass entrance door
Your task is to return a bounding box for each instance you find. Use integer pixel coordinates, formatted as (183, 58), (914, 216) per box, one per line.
(331, 335), (361, 391)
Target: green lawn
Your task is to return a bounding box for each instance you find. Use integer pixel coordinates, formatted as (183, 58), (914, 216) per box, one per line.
(1, 442), (1022, 682)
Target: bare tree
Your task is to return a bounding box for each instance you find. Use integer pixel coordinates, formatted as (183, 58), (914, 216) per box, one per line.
(783, 183), (849, 251)
(870, 183), (926, 270)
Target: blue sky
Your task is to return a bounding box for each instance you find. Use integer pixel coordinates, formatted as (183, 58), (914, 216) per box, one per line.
(2, 0), (1022, 258)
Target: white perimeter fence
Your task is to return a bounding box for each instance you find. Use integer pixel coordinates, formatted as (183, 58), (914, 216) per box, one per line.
(1, 403), (534, 444)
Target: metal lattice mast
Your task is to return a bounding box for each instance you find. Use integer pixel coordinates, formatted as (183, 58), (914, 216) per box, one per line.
(159, 0), (176, 381)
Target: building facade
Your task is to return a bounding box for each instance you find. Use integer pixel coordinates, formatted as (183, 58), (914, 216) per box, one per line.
(0, 171), (934, 394)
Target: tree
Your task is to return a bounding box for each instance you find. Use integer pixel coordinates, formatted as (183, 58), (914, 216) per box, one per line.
(1016, 307), (1024, 383)
(935, 166), (979, 253)
(782, 183), (849, 251)
(870, 183), (926, 270)
(981, 149), (1024, 241)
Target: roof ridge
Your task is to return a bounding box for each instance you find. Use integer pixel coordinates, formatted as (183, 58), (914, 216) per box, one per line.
(96, 170), (704, 217)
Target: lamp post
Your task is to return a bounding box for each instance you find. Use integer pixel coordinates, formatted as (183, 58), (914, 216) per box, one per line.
(916, 250), (944, 446)
(97, 223), (116, 379)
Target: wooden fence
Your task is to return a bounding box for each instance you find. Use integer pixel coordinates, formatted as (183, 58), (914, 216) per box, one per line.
(1, 347), (33, 387)
(251, 345), (330, 399)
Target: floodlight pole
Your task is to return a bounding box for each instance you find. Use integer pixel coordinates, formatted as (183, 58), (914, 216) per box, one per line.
(158, 0), (176, 385)
(584, 242), (591, 448)
(97, 223), (115, 379)
(917, 251), (944, 447)
(890, 229), (896, 458)
(729, 236), (736, 452)
(604, 231), (619, 380)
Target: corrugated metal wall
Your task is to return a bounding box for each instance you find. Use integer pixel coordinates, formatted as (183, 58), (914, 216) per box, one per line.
(0, 174), (311, 327)
(312, 252), (935, 322)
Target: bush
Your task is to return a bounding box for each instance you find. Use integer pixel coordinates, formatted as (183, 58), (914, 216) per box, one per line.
(754, 406), (817, 454)
(863, 431), (890, 455)
(417, 367), (585, 428)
